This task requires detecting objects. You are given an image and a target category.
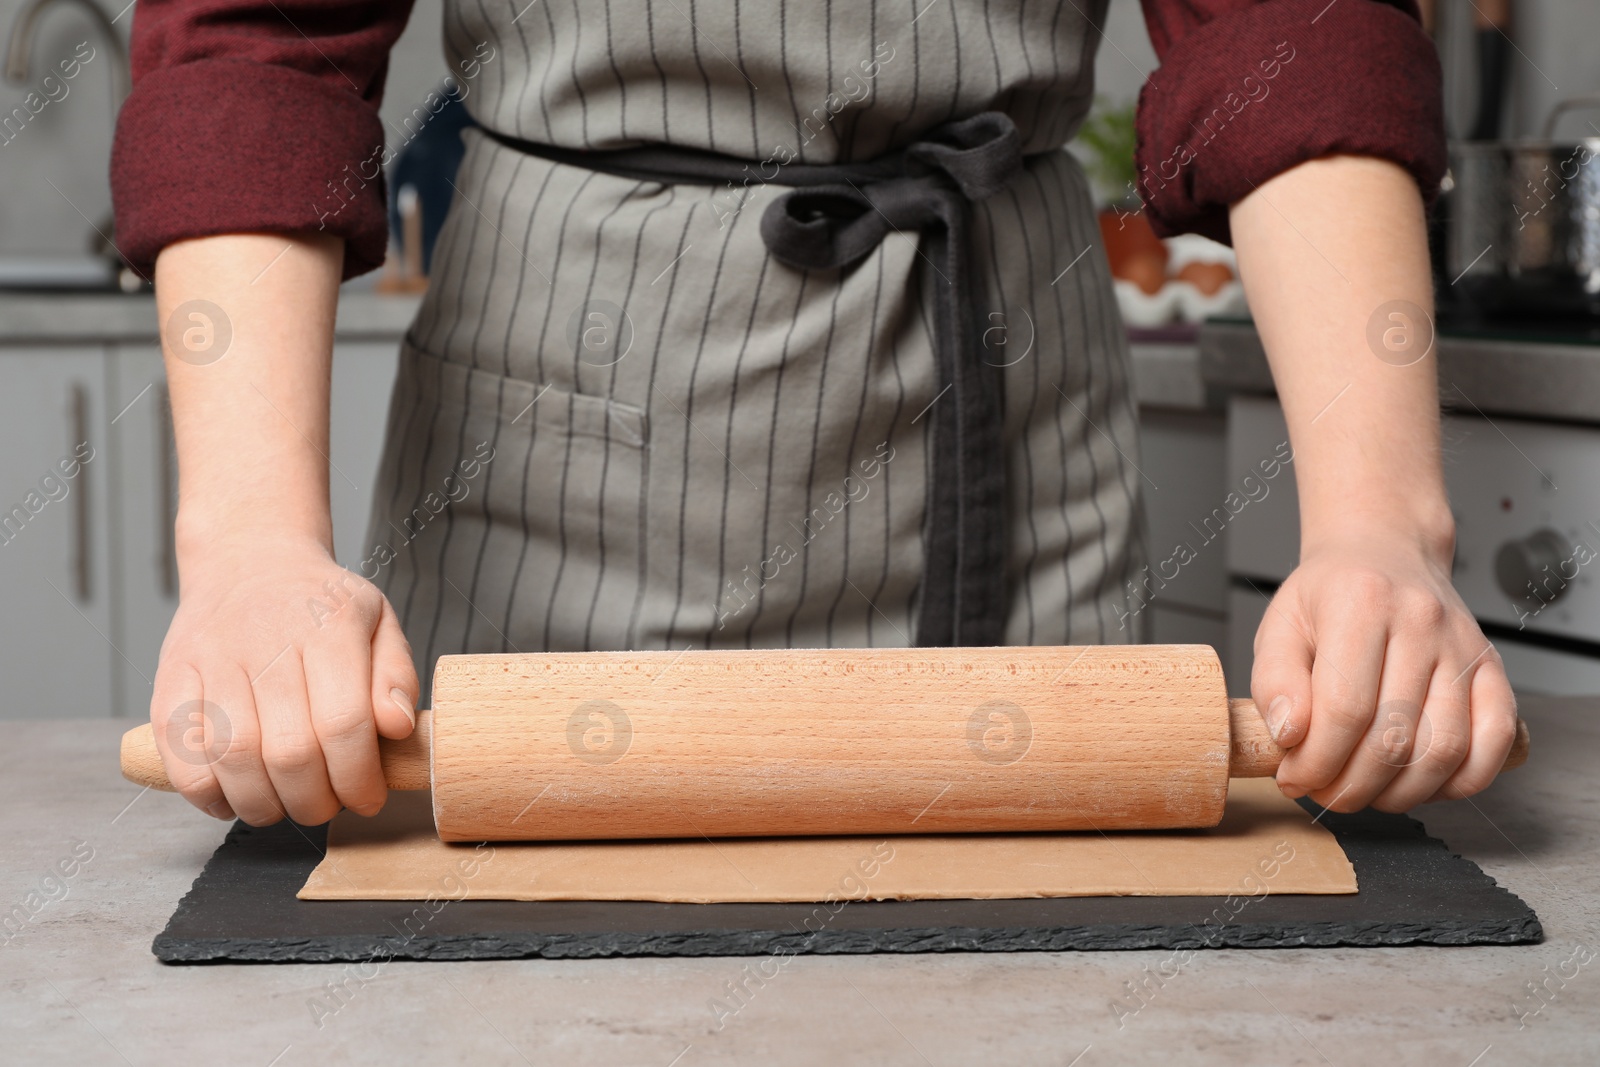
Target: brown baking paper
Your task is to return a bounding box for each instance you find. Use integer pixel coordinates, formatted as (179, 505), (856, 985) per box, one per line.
(298, 778), (1356, 903)
(297, 780), (1350, 908)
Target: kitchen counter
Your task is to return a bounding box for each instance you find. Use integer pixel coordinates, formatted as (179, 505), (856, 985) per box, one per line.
(1201, 318), (1600, 424)
(0, 293), (1207, 414)
(7, 295), (1597, 424)
(1, 699), (1594, 1065)
(1129, 339), (1212, 411)
(0, 290), (422, 343)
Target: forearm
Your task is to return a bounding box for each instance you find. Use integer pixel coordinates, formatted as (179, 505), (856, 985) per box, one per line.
(151, 231), (417, 826)
(156, 233), (344, 569)
(1230, 155), (1517, 811)
(1229, 155), (1453, 561)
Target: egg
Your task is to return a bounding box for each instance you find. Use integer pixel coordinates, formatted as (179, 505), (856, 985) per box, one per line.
(1176, 261), (1234, 296)
(1119, 253), (1168, 295)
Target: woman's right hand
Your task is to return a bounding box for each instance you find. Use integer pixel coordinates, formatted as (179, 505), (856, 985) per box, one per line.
(149, 231), (402, 827)
(150, 537), (419, 826)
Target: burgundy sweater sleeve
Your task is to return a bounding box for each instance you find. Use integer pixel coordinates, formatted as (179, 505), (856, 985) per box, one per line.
(111, 0), (414, 280)
(1134, 0), (1446, 244)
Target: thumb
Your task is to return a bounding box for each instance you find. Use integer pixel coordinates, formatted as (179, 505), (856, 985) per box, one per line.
(370, 594), (420, 740)
(1250, 591), (1314, 750)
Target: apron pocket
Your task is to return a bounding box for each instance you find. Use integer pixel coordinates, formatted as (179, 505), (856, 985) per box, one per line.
(364, 338), (650, 672)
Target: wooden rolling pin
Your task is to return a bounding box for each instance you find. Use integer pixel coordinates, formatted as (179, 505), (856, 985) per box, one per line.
(120, 645), (1528, 841)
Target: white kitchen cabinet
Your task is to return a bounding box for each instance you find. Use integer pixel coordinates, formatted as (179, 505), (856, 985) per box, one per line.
(0, 346), (115, 719)
(1222, 397), (1301, 583)
(105, 344), (178, 720)
(1226, 586), (1268, 699)
(1137, 406), (1230, 650)
(1148, 601), (1229, 656)
(0, 292), (417, 721)
(329, 341), (403, 570)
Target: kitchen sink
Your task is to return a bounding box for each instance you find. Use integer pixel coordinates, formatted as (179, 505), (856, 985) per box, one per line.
(0, 255), (143, 292)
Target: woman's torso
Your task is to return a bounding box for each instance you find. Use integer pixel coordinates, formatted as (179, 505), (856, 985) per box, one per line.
(368, 0), (1144, 690)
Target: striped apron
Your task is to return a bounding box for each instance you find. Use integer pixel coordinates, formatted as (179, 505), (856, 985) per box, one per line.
(363, 0), (1146, 699)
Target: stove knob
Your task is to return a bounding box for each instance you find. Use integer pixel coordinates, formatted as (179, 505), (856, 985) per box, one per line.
(1494, 528), (1570, 605)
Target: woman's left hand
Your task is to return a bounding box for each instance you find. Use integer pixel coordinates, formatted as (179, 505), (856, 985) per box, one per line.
(1248, 528), (1519, 813)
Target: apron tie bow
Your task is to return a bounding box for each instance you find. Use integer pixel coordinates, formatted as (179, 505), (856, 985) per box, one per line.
(485, 111), (1028, 645)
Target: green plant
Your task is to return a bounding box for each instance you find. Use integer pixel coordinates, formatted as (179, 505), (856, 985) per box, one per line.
(1075, 97), (1139, 208)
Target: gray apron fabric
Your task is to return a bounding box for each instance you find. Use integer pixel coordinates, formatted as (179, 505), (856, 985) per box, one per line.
(481, 109), (1027, 647)
(362, 0), (1147, 698)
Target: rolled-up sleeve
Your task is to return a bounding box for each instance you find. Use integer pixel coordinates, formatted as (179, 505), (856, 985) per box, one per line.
(111, 0), (414, 280)
(1134, 0), (1446, 243)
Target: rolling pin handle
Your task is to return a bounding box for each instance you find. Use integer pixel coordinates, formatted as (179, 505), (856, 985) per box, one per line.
(1228, 698), (1287, 778)
(120, 722), (180, 792)
(119, 712), (434, 794)
(1227, 698), (1531, 777)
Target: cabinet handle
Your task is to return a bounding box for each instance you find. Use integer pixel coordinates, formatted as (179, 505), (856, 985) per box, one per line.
(157, 384), (177, 599)
(70, 383), (90, 603)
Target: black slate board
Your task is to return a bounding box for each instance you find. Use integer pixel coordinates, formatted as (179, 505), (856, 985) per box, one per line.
(153, 803), (1542, 962)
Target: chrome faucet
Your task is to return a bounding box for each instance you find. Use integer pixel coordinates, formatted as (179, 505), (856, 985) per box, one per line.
(5, 0), (136, 287)
(4, 0), (130, 102)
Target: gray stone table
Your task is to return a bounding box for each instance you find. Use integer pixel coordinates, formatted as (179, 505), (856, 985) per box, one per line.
(2, 699), (1595, 1066)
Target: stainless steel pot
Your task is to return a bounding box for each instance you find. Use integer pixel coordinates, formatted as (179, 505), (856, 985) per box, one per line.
(1445, 97), (1600, 316)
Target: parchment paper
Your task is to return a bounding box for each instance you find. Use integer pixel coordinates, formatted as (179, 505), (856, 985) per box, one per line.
(299, 779), (1356, 903)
